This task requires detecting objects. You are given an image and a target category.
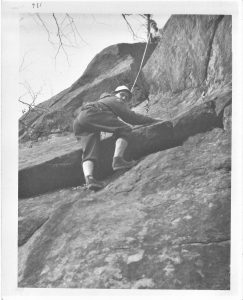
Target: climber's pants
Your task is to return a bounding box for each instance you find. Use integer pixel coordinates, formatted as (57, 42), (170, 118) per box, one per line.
(73, 106), (132, 163)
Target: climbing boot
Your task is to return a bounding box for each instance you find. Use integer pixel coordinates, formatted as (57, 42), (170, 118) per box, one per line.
(85, 176), (104, 191)
(112, 157), (137, 171)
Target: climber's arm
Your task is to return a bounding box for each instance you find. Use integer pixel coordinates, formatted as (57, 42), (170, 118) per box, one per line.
(110, 100), (159, 125)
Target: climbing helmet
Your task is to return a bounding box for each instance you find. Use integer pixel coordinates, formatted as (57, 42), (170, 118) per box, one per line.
(114, 85), (132, 96)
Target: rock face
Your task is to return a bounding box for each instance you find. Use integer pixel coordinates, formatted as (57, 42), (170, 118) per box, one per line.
(142, 15), (230, 95)
(18, 15), (232, 289)
(18, 128), (230, 288)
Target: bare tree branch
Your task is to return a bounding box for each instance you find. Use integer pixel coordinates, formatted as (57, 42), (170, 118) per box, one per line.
(60, 14), (67, 26)
(139, 14), (147, 19)
(59, 29), (75, 48)
(23, 14), (154, 65)
(66, 14), (89, 45)
(91, 14), (111, 27)
(29, 13), (41, 27)
(52, 13), (70, 65)
(19, 51), (34, 72)
(36, 13), (55, 45)
(19, 81), (43, 103)
(122, 14), (140, 40)
(18, 98), (49, 112)
(18, 81), (49, 121)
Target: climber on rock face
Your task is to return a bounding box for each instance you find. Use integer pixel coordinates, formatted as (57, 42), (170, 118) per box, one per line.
(73, 85), (162, 191)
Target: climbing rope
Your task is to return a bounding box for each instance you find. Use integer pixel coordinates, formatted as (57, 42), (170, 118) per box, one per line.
(131, 32), (151, 93)
(130, 18), (159, 115)
(130, 17), (159, 93)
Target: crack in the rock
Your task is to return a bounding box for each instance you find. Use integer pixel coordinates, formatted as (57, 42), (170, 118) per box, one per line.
(18, 216), (49, 247)
(111, 186), (135, 196)
(204, 15), (225, 83)
(178, 238), (230, 247)
(19, 197), (83, 247)
(19, 198), (79, 286)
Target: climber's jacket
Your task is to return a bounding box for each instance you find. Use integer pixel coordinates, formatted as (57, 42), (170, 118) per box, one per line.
(81, 94), (157, 126)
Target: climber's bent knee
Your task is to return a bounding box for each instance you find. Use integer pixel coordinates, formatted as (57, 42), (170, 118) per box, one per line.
(82, 158), (97, 165)
(116, 125), (132, 140)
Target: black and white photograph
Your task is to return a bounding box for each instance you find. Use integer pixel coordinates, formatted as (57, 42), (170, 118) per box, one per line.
(1, 1), (243, 299)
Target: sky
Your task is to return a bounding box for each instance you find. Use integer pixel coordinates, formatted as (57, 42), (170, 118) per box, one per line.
(19, 14), (169, 115)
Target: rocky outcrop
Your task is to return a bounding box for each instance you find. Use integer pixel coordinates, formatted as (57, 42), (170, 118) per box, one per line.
(18, 14), (232, 289)
(18, 128), (231, 288)
(142, 15), (229, 95)
(19, 94), (229, 199)
(206, 16), (232, 91)
(19, 121), (174, 198)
